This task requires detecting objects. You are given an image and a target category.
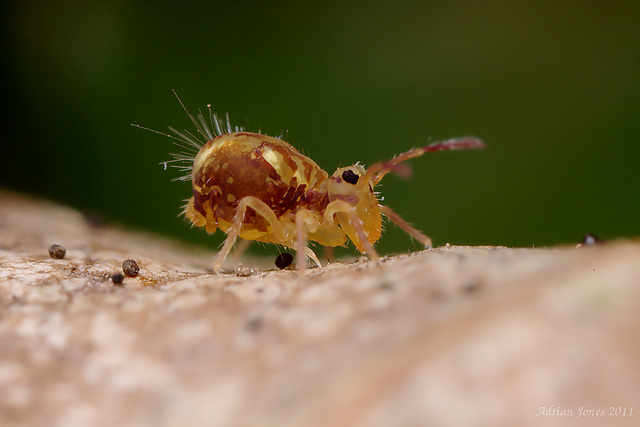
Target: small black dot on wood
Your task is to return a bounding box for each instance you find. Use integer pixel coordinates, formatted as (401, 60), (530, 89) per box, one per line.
(462, 281), (482, 295)
(122, 259), (140, 277)
(275, 253), (294, 269)
(111, 273), (124, 285)
(48, 244), (66, 259)
(245, 316), (264, 332)
(378, 280), (394, 291)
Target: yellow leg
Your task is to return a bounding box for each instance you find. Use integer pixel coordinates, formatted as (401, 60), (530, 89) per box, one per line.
(305, 247), (322, 269)
(227, 238), (251, 267)
(380, 205), (432, 248)
(324, 200), (379, 261)
(212, 196), (287, 273)
(295, 209), (323, 271)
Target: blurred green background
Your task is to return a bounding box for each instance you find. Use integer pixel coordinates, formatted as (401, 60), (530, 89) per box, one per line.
(2, 0), (639, 258)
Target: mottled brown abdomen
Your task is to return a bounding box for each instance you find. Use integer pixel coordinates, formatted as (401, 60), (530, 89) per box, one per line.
(191, 132), (329, 232)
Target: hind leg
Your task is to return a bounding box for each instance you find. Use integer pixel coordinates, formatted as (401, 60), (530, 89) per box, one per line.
(227, 238), (251, 267)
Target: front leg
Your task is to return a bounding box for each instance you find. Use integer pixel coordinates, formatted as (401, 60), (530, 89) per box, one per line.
(324, 200), (379, 261)
(379, 205), (433, 248)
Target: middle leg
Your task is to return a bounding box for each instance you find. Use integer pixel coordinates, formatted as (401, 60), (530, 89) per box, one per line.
(295, 209), (322, 271)
(213, 196), (287, 273)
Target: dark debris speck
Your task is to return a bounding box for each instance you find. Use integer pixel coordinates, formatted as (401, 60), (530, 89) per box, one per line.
(111, 273), (125, 285)
(275, 253), (294, 269)
(48, 244), (66, 259)
(378, 280), (394, 291)
(122, 259), (140, 277)
(245, 316), (264, 332)
(462, 281), (482, 295)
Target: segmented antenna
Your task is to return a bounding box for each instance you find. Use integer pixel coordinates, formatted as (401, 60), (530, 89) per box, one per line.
(363, 137), (485, 185)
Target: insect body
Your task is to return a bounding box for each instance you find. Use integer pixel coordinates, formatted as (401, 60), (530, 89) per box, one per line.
(135, 93), (484, 272)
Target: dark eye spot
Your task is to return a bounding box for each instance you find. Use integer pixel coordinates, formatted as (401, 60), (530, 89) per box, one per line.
(342, 169), (359, 184)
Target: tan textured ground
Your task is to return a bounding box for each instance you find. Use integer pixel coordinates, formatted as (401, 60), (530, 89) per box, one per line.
(1, 189), (639, 427)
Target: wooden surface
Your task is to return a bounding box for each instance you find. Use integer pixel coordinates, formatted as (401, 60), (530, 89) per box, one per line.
(1, 190), (639, 427)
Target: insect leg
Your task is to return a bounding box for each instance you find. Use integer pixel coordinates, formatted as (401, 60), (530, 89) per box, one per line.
(227, 238), (251, 266)
(324, 200), (379, 261)
(305, 247), (322, 269)
(295, 209), (322, 271)
(323, 246), (334, 264)
(212, 196), (287, 273)
(380, 205), (433, 248)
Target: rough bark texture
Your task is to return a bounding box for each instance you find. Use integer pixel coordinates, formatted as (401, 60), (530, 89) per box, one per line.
(1, 190), (638, 427)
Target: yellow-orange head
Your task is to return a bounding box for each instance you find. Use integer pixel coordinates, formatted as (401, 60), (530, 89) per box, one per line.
(327, 137), (485, 253)
(328, 164), (382, 252)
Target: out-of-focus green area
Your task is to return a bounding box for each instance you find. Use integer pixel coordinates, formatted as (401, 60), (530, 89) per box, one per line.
(2, 0), (639, 257)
